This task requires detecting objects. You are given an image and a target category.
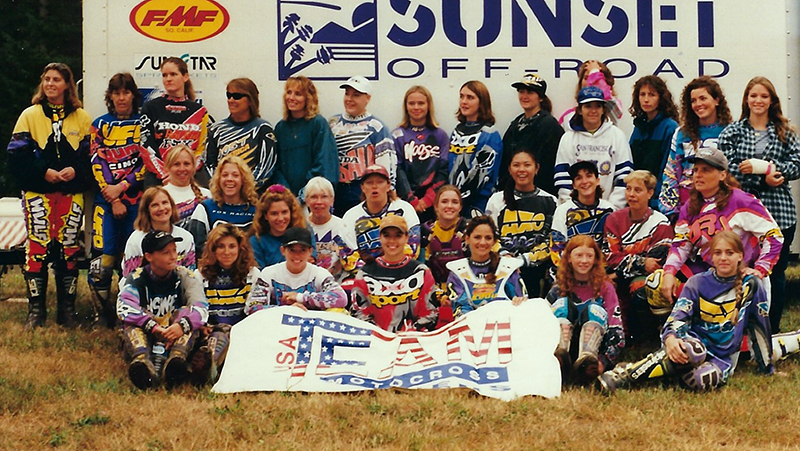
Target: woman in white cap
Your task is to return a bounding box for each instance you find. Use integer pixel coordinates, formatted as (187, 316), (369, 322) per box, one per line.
(329, 76), (396, 216)
(553, 86), (633, 210)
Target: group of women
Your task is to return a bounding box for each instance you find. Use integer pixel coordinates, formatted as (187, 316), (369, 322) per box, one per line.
(7, 57), (800, 392)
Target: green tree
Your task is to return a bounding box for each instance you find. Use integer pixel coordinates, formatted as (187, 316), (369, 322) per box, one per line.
(0, 0), (82, 196)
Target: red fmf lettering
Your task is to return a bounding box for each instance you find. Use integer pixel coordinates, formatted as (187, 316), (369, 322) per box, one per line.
(141, 7), (218, 27)
(446, 321), (512, 365)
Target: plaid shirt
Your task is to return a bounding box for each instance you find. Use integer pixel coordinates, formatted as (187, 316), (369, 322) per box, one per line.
(718, 119), (800, 229)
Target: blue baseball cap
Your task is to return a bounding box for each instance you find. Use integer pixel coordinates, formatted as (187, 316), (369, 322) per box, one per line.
(578, 86), (605, 104)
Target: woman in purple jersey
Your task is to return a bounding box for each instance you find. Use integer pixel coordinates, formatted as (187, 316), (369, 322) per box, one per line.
(598, 231), (773, 393)
(391, 86), (450, 222)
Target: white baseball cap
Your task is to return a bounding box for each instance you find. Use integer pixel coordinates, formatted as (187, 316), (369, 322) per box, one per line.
(339, 76), (371, 94)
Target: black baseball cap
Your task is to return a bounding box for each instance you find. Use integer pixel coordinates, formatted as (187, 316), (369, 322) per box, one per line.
(142, 231), (183, 254)
(568, 161), (599, 180)
(281, 227), (313, 248)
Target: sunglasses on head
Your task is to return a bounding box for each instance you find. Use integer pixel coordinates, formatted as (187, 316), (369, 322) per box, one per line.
(226, 91), (247, 100)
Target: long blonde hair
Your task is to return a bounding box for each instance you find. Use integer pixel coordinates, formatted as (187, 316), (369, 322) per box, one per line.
(164, 145), (204, 200)
(399, 85), (439, 128)
(707, 231), (745, 325)
(209, 155), (258, 206)
(282, 76), (320, 121)
(32, 62), (82, 113)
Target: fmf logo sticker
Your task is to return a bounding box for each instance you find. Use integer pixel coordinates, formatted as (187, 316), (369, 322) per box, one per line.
(130, 0), (230, 43)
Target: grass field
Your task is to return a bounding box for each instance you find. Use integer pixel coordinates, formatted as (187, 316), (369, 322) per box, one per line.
(2, 265), (800, 450)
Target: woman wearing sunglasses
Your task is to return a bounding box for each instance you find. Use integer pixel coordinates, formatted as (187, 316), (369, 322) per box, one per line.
(204, 78), (278, 194)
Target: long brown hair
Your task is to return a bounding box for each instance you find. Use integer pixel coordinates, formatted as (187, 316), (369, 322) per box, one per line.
(707, 231), (745, 325)
(433, 185), (462, 218)
(160, 57), (195, 101)
(680, 76), (732, 149)
(209, 155), (258, 206)
(164, 145), (204, 200)
(465, 215), (500, 284)
(135, 187), (179, 231)
(399, 85), (440, 128)
(457, 80), (495, 125)
(556, 235), (607, 298)
(199, 224), (256, 286)
(32, 62), (82, 113)
(686, 169), (741, 218)
(252, 185), (306, 238)
(740, 76), (795, 144)
(282, 76), (320, 121)
(629, 75), (678, 121)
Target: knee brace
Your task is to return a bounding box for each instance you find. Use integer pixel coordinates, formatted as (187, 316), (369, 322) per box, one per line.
(682, 361), (723, 391)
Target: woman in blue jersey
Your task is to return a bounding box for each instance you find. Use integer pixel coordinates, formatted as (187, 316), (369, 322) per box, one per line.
(628, 75), (679, 208)
(204, 78), (278, 193)
(192, 224), (259, 384)
(189, 155), (258, 257)
(250, 184), (315, 268)
(274, 76), (338, 199)
(659, 76), (732, 219)
(88, 72), (145, 328)
(598, 231), (773, 392)
(448, 80), (503, 216)
(392, 85), (450, 222)
(446, 215), (526, 319)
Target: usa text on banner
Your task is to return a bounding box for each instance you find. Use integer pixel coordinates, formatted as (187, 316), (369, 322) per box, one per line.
(212, 299), (561, 400)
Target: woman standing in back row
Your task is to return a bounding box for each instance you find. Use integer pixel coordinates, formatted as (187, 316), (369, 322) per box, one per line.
(274, 76), (338, 200)
(659, 76), (732, 220)
(719, 76), (800, 333)
(7, 62), (92, 329)
(448, 80), (503, 217)
(140, 57), (209, 187)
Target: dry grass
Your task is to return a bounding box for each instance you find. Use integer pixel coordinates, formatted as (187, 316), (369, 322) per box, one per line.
(2, 266), (800, 450)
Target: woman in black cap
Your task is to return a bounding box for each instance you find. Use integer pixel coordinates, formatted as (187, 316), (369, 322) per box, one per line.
(499, 73), (563, 196)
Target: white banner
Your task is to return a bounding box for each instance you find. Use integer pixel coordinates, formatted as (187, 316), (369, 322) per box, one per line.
(212, 299), (561, 401)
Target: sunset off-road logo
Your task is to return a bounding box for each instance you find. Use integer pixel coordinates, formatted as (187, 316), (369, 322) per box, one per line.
(277, 0), (378, 81)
